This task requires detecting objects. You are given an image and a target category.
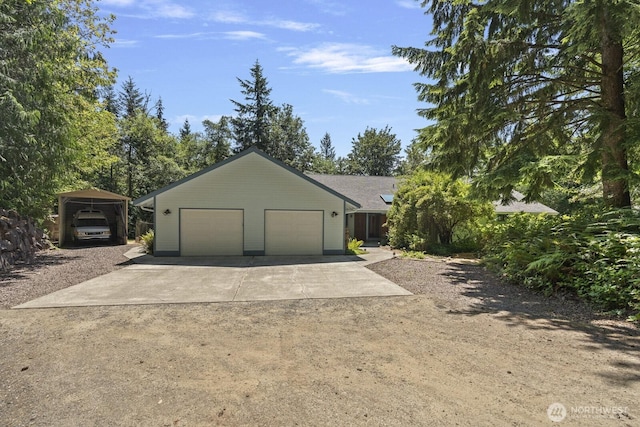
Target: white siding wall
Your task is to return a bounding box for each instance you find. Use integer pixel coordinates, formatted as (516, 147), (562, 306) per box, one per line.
(154, 152), (345, 255)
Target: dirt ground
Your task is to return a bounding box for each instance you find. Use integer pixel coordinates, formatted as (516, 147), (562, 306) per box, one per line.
(1, 249), (639, 426)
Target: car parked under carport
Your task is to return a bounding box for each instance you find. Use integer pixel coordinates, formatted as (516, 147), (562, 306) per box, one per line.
(58, 188), (130, 246)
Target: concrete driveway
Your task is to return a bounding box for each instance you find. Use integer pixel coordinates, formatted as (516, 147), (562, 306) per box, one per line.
(15, 247), (411, 308)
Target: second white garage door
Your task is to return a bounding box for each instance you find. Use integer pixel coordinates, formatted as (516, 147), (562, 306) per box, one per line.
(265, 210), (323, 255)
(180, 209), (243, 256)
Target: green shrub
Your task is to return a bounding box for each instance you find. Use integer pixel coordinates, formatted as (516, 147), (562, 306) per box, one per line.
(408, 233), (428, 252)
(387, 170), (493, 249)
(572, 231), (640, 311)
(481, 207), (640, 318)
(346, 238), (367, 255)
(140, 229), (154, 254)
(482, 214), (551, 289)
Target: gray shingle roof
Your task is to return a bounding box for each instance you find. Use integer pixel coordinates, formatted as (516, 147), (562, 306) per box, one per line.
(493, 191), (559, 215)
(308, 174), (559, 215)
(306, 174), (397, 212)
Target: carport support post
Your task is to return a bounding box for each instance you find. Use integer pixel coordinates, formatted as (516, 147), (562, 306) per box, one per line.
(123, 199), (129, 244)
(58, 195), (66, 246)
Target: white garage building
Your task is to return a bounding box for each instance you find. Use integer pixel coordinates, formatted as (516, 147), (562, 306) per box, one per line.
(133, 147), (360, 256)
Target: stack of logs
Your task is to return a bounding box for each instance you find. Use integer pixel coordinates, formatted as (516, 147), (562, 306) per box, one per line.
(1, 208), (51, 272)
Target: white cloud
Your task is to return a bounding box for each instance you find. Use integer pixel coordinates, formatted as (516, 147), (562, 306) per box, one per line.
(112, 39), (140, 48)
(323, 89), (370, 105)
(281, 43), (413, 73)
(101, 0), (194, 19)
(211, 10), (247, 24)
(154, 31), (266, 41)
(211, 9), (319, 32)
(265, 19), (321, 32)
(155, 3), (194, 19)
(155, 32), (207, 39)
(224, 31), (267, 41)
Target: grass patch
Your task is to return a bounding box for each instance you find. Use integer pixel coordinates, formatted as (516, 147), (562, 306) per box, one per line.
(399, 250), (426, 260)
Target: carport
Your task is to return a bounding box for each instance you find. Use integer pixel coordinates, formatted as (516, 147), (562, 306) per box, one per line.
(58, 189), (130, 246)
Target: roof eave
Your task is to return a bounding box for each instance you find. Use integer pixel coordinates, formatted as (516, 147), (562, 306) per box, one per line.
(134, 195), (154, 208)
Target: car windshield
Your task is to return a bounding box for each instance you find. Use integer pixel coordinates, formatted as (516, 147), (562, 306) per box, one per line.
(76, 218), (108, 227)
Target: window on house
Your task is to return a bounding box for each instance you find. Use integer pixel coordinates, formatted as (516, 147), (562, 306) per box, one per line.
(380, 194), (394, 204)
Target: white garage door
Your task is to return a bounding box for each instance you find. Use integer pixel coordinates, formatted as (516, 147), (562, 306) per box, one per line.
(180, 209), (243, 256)
(265, 210), (323, 255)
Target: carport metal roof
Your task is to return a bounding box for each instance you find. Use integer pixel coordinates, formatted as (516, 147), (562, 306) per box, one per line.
(58, 188), (130, 201)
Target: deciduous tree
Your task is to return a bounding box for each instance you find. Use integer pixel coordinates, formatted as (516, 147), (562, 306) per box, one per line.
(268, 104), (315, 171)
(202, 116), (232, 166)
(0, 0), (116, 218)
(387, 171), (492, 249)
(346, 126), (401, 176)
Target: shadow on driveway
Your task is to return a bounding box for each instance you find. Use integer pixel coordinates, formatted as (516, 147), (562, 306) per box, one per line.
(125, 246), (393, 267)
(368, 257), (640, 387)
(132, 254), (367, 267)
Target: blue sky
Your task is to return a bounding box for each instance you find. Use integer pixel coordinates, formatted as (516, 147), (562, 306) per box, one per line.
(97, 0), (433, 157)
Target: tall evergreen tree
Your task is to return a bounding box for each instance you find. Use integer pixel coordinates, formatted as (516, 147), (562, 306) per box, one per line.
(102, 85), (119, 116)
(319, 132), (336, 161)
(230, 60), (275, 153)
(109, 78), (164, 199)
(176, 118), (199, 172)
(179, 118), (192, 139)
(392, 0), (640, 207)
(118, 76), (149, 118)
(312, 132), (338, 174)
(155, 97), (169, 133)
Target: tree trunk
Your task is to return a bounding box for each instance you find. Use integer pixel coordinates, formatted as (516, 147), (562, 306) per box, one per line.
(600, 6), (631, 208)
(439, 230), (453, 245)
(127, 144), (133, 198)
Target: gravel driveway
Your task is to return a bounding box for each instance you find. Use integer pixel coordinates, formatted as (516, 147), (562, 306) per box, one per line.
(1, 246), (638, 426)
(3, 245), (628, 324)
(0, 244), (135, 309)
